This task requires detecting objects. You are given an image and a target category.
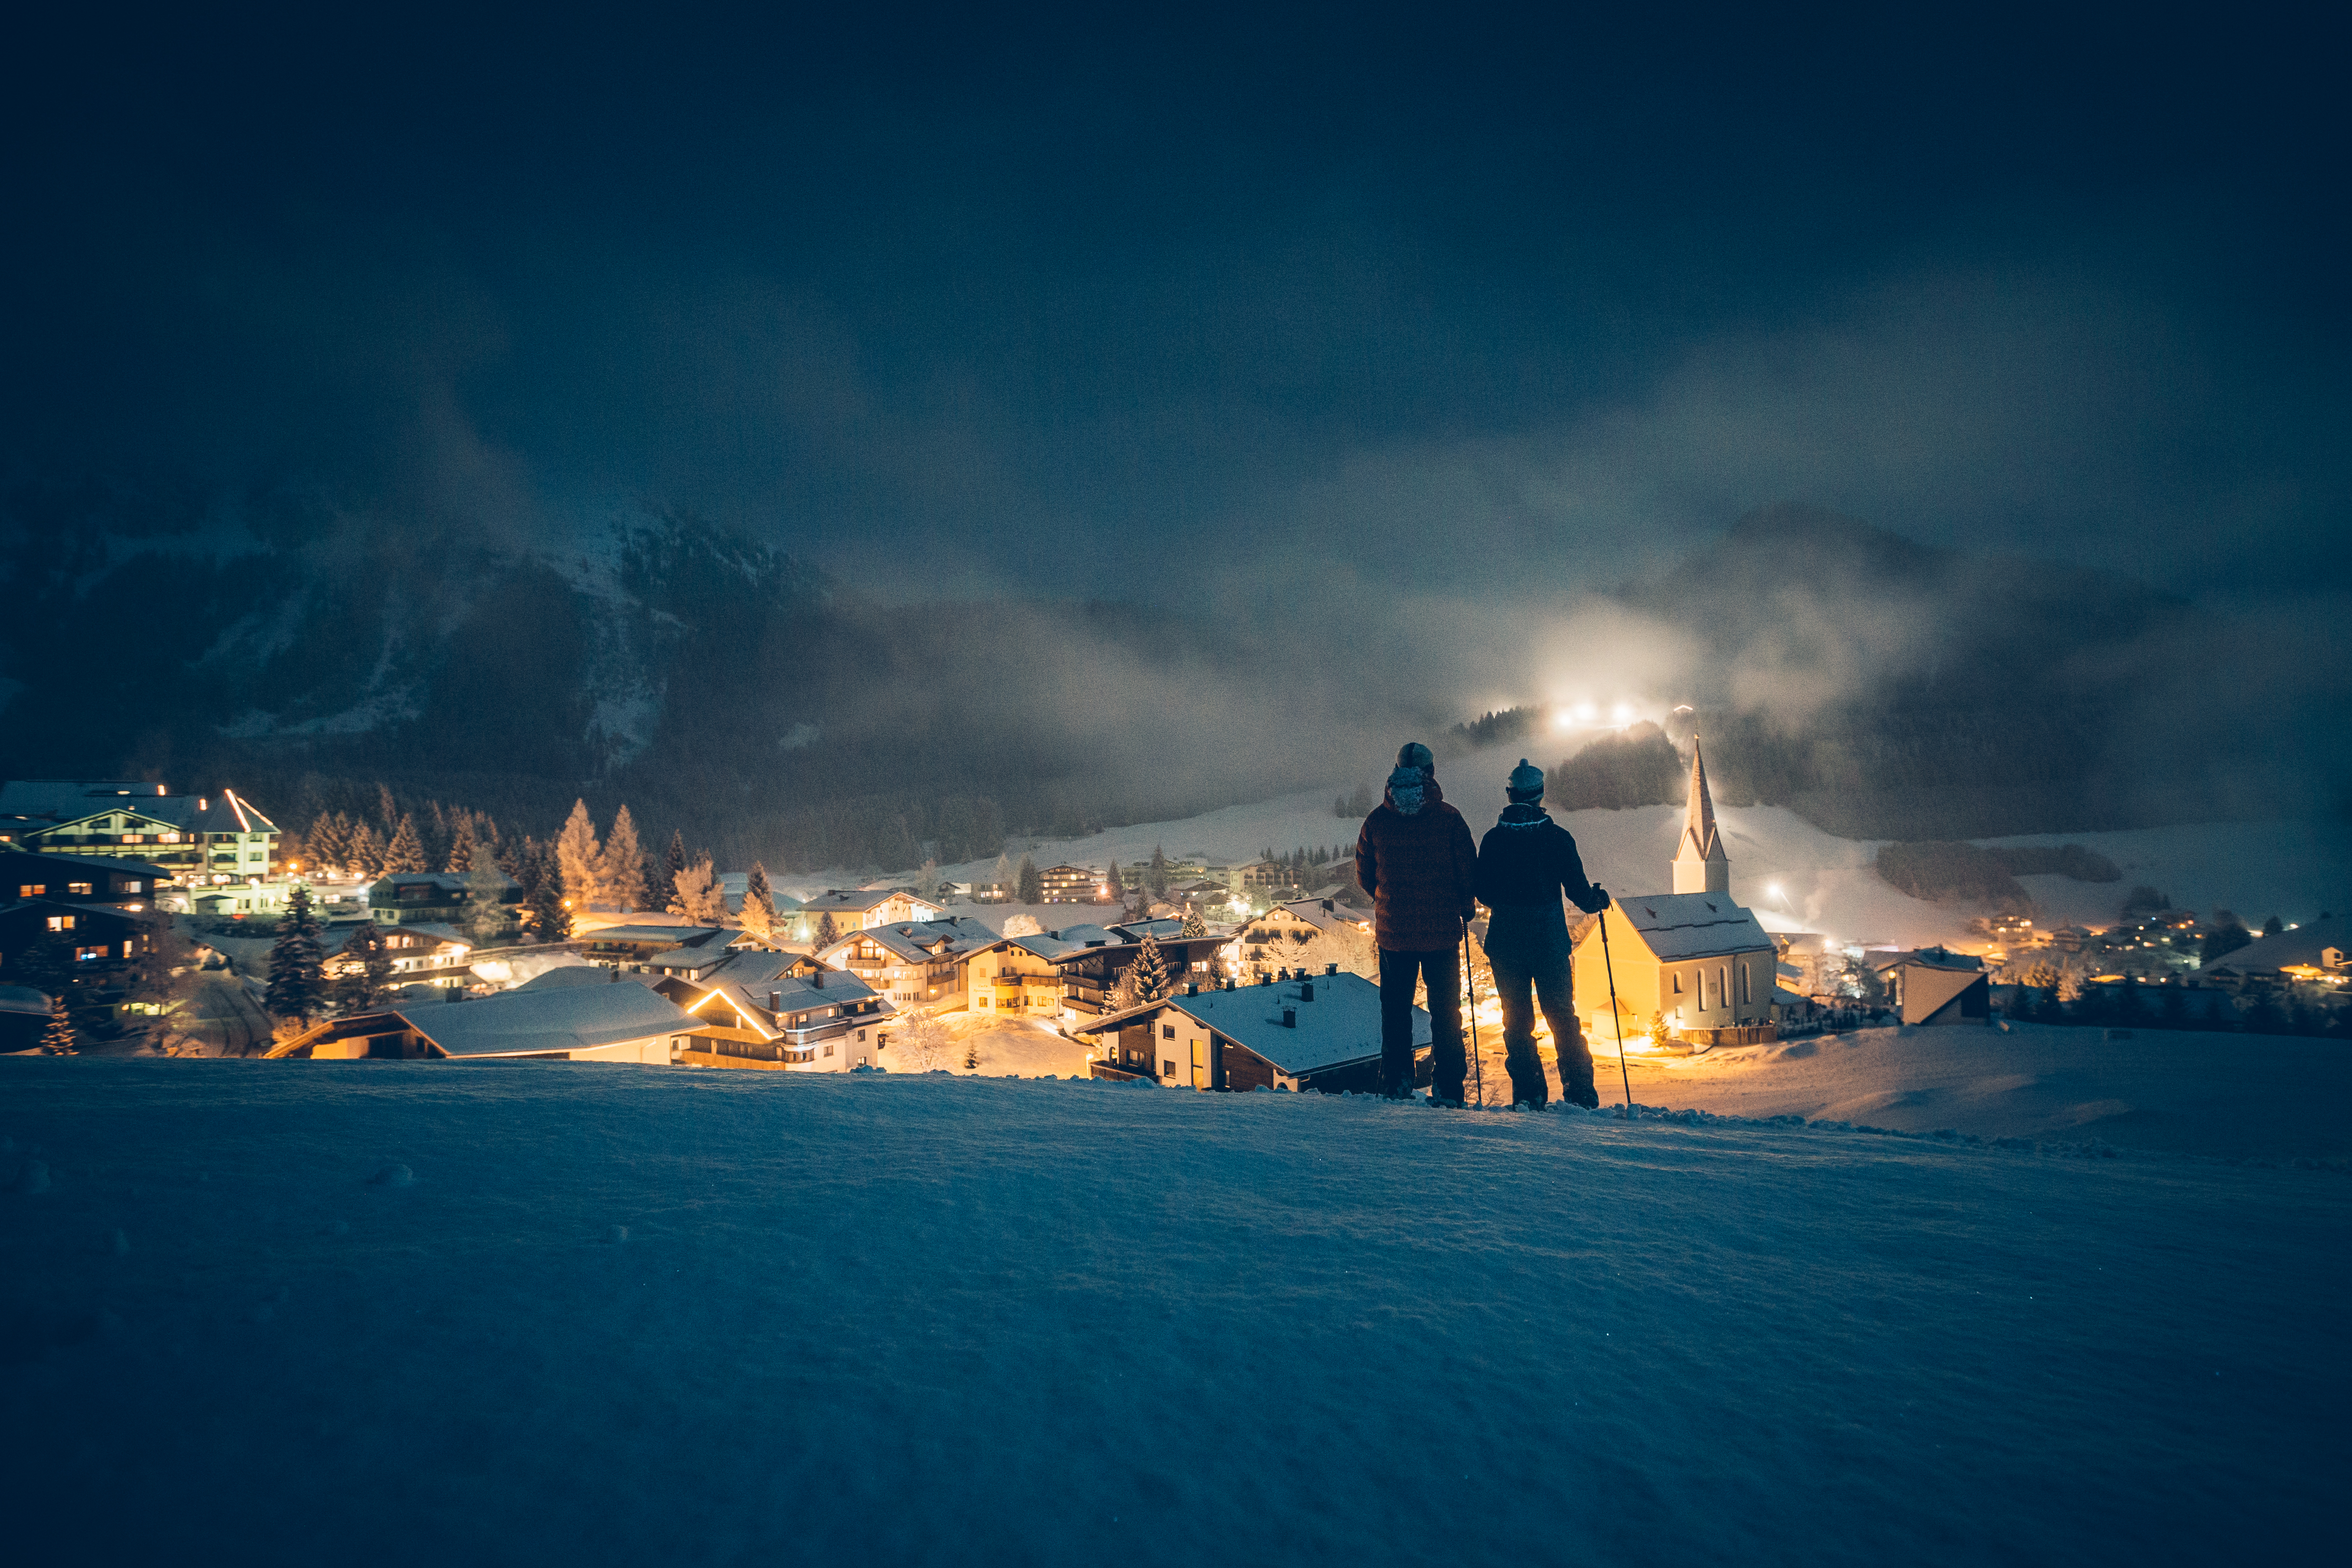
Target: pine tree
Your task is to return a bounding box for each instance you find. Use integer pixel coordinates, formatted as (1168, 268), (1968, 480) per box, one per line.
(672, 857), (726, 925)
(1017, 854), (1041, 905)
(601, 805), (646, 912)
(664, 830), (688, 896)
(347, 820), (385, 878)
(917, 858), (939, 899)
(816, 911), (839, 948)
(444, 812), (479, 874)
(263, 886), (326, 1026)
(990, 851), (1014, 896)
(376, 783), (400, 837)
(381, 814), (428, 875)
(1180, 908), (1207, 939)
(525, 845), (573, 942)
(498, 835), (530, 888)
(742, 862), (776, 940)
(1106, 860), (1124, 905)
(1148, 844), (1169, 899)
(556, 799), (603, 909)
(466, 841), (512, 944)
(332, 922), (394, 1013)
(41, 988), (77, 1054)
(1130, 933), (1171, 1005)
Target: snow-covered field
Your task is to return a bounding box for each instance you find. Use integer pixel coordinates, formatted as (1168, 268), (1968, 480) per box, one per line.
(1609, 1021), (2352, 1161)
(4, 1060), (2341, 1564)
(824, 786), (2350, 951)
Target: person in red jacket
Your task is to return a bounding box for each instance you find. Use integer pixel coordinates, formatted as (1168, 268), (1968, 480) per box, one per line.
(1355, 742), (1478, 1101)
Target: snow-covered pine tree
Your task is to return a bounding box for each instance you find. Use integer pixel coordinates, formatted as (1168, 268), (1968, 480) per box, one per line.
(673, 857), (726, 926)
(1130, 933), (1170, 1004)
(466, 841), (511, 944)
(333, 921), (395, 1013)
(556, 799), (603, 909)
(41, 988), (77, 1054)
(1180, 909), (1207, 939)
(741, 862), (775, 940)
(346, 820), (385, 878)
(263, 886), (326, 1026)
(664, 830), (688, 898)
(815, 911), (839, 947)
(1016, 855), (1041, 904)
(381, 814), (428, 875)
(601, 805), (646, 912)
(917, 858), (939, 899)
(498, 834), (529, 887)
(443, 811), (478, 874)
(1148, 844), (1168, 899)
(376, 783), (400, 838)
(1106, 860), (1123, 904)
(990, 850), (1014, 898)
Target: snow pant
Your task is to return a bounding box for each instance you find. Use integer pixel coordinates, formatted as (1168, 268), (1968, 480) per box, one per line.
(1484, 908), (1593, 1108)
(1379, 944), (1464, 1101)
(1487, 948), (1594, 1107)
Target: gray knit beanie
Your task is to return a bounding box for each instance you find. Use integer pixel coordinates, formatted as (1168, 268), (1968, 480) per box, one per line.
(1507, 758), (1544, 803)
(1395, 741), (1434, 777)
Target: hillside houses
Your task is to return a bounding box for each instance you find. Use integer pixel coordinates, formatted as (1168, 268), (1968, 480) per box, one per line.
(1073, 967), (1429, 1093)
(1232, 897), (1375, 983)
(799, 887), (942, 931)
(650, 946), (894, 1069)
(266, 981), (697, 1063)
(964, 920), (1227, 1027)
(0, 779), (279, 886)
(816, 916), (997, 1010)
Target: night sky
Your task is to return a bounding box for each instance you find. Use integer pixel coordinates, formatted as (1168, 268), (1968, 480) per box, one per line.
(6, 5), (2341, 602)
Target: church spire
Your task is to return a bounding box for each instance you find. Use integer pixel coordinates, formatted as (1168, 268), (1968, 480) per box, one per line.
(1673, 736), (1731, 895)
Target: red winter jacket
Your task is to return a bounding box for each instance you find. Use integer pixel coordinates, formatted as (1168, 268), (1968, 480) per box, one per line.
(1355, 777), (1478, 952)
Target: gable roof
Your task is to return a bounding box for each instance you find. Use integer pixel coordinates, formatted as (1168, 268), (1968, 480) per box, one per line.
(1604, 892), (1773, 961)
(1075, 971), (1426, 1077)
(820, 916), (998, 965)
(802, 887), (926, 914)
(0, 780), (167, 818)
(394, 983), (691, 1057)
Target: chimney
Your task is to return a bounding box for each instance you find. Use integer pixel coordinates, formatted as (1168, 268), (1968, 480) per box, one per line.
(811, 970), (825, 989)
(1187, 982), (1198, 996)
(1322, 899), (1334, 912)
(1282, 1008), (1296, 1028)
(1301, 982), (1314, 1002)
(1325, 962), (1338, 976)
(770, 990), (782, 1014)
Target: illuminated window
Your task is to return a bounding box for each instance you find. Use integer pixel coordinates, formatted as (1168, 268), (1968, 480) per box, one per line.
(18, 884), (42, 898)
(68, 882), (93, 896)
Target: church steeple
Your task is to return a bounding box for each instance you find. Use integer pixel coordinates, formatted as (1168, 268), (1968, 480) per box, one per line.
(1673, 736), (1731, 895)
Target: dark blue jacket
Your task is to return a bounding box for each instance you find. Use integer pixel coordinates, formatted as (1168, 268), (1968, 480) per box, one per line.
(1475, 804), (1607, 965)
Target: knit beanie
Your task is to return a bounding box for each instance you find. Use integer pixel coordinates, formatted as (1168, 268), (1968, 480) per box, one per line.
(1507, 758), (1544, 803)
(1395, 741), (1434, 777)
(1386, 765), (1428, 816)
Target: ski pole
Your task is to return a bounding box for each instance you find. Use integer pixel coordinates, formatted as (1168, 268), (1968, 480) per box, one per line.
(1596, 899), (1634, 1118)
(1463, 923), (1482, 1107)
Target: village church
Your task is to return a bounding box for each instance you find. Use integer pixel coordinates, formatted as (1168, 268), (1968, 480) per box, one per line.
(1570, 738), (1778, 1047)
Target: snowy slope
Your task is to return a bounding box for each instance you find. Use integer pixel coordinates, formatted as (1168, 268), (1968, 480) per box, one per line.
(1609, 1021), (2352, 1161)
(886, 787), (2351, 950)
(3, 1062), (2342, 1566)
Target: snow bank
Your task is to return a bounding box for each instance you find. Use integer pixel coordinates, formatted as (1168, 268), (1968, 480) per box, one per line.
(1, 1062), (2339, 1564)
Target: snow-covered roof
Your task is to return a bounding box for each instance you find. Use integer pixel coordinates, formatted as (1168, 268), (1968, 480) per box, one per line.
(0, 779), (164, 818)
(0, 983), (48, 1016)
(518, 966), (654, 993)
(397, 922), (469, 945)
(590, 923), (728, 947)
(820, 916), (997, 965)
(394, 984), (691, 1058)
(2194, 914), (2346, 977)
(802, 887), (926, 914)
(1606, 892), (1773, 961)
(1075, 970), (1424, 1077)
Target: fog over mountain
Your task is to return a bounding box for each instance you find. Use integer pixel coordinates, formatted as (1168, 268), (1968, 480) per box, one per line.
(1, 9), (2343, 866)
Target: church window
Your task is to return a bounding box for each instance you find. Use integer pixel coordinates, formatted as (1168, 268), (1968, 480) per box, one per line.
(1717, 966), (1727, 1008)
(1738, 963), (1750, 1005)
(1672, 972), (1682, 995)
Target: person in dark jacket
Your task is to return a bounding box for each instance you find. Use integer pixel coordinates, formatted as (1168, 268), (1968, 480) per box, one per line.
(1356, 743), (1478, 1101)
(1474, 758), (1610, 1108)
